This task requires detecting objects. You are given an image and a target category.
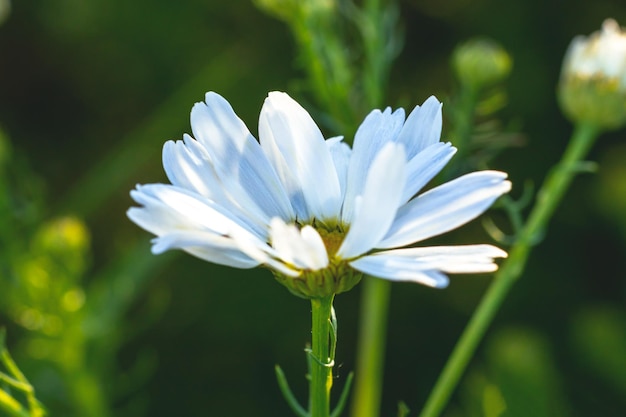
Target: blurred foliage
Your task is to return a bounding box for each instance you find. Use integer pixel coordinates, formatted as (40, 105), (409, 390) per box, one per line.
(1, 328), (46, 417)
(0, 0), (625, 416)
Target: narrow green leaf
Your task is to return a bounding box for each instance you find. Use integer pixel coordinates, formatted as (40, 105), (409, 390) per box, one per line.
(330, 372), (354, 417)
(275, 365), (308, 417)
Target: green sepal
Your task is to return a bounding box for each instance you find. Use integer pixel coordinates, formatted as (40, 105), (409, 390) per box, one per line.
(273, 261), (363, 299)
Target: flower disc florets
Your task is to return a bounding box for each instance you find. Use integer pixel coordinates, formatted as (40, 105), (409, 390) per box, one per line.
(128, 91), (511, 297)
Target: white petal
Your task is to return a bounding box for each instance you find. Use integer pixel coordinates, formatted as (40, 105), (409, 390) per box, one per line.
(395, 96), (443, 158)
(326, 136), (351, 203)
(151, 231), (260, 268)
(128, 184), (239, 236)
(229, 224), (301, 277)
(127, 184), (271, 268)
(162, 138), (216, 199)
(259, 92), (342, 220)
(162, 137), (264, 227)
(379, 171), (512, 249)
(337, 143), (406, 259)
(402, 142), (457, 202)
(342, 107), (405, 224)
(349, 245), (506, 288)
(372, 244), (508, 273)
(269, 218), (328, 270)
(190, 92), (295, 221)
(349, 255), (449, 288)
(300, 225), (330, 269)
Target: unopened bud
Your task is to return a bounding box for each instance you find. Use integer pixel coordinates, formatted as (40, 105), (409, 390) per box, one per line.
(452, 38), (512, 91)
(558, 19), (626, 129)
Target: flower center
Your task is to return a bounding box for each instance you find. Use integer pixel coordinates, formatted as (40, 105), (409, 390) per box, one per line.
(272, 220), (363, 298)
(315, 225), (346, 259)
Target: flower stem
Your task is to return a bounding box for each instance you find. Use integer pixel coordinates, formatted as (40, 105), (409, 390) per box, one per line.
(310, 295), (335, 417)
(452, 87), (479, 164)
(418, 122), (601, 417)
(350, 277), (390, 417)
(0, 329), (45, 417)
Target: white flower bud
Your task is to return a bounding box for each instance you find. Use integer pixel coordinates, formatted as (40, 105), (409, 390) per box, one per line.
(559, 19), (626, 129)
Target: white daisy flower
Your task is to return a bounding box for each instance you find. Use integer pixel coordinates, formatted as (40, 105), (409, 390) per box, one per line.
(128, 91), (511, 297)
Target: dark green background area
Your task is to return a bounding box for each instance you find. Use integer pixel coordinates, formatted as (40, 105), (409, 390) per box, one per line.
(1, 1), (625, 416)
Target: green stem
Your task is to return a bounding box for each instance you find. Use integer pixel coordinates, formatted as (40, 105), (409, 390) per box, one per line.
(362, 0), (384, 109)
(350, 277), (391, 417)
(310, 295), (335, 417)
(0, 389), (30, 417)
(0, 330), (44, 417)
(418, 122), (601, 417)
(454, 87), (478, 162)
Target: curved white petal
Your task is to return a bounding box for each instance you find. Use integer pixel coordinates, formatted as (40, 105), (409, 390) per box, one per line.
(151, 231), (260, 268)
(162, 138), (217, 200)
(395, 96), (443, 158)
(259, 92), (342, 220)
(402, 142), (457, 202)
(128, 184), (243, 235)
(127, 184), (272, 268)
(326, 136), (351, 203)
(349, 255), (449, 288)
(379, 171), (512, 249)
(269, 218), (328, 270)
(342, 107), (405, 224)
(229, 224), (301, 277)
(190, 92), (295, 221)
(372, 244), (508, 273)
(162, 137), (269, 232)
(337, 143), (406, 259)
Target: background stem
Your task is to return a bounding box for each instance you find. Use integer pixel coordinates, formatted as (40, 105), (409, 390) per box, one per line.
(418, 122), (601, 417)
(350, 277), (391, 417)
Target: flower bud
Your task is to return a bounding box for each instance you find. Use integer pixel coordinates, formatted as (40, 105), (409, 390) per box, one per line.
(558, 19), (626, 129)
(0, 0), (10, 26)
(452, 38), (512, 91)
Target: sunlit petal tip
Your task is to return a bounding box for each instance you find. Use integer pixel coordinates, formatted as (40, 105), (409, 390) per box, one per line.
(150, 237), (170, 254)
(381, 169), (513, 248)
(396, 95), (444, 158)
(423, 95), (443, 107)
(486, 245), (508, 259)
(349, 255), (450, 288)
(432, 278), (450, 289)
(260, 91), (341, 220)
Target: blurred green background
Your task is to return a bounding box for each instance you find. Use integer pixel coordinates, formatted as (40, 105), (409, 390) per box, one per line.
(1, 0), (625, 416)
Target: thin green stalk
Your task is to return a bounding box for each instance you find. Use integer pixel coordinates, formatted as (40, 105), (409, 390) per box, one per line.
(418, 122), (601, 417)
(292, 10), (354, 134)
(310, 295), (335, 417)
(0, 389), (30, 417)
(350, 277), (391, 417)
(0, 330), (44, 417)
(362, 0), (384, 108)
(453, 87), (479, 163)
